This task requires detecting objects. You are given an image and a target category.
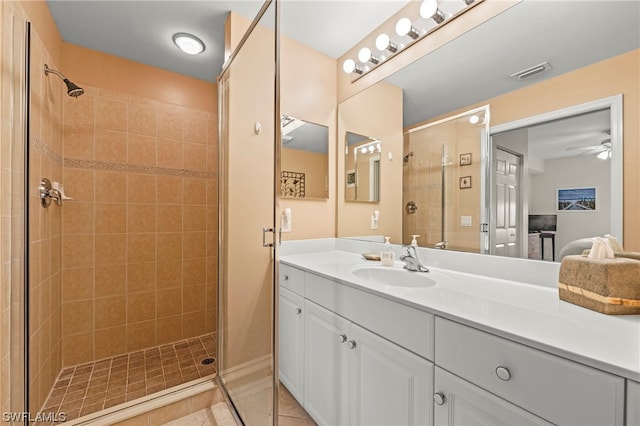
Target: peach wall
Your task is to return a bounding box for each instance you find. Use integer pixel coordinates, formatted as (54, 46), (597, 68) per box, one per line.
(414, 50), (640, 251)
(338, 81), (403, 242)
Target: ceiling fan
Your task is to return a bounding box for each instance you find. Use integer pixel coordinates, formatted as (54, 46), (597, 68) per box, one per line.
(566, 138), (612, 160)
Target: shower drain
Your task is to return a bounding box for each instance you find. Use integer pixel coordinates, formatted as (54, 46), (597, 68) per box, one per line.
(201, 357), (216, 365)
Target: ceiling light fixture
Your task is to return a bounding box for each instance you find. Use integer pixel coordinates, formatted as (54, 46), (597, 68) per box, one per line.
(420, 0), (445, 24)
(469, 114), (486, 125)
(358, 47), (380, 65)
(173, 33), (205, 55)
(343, 59), (363, 75)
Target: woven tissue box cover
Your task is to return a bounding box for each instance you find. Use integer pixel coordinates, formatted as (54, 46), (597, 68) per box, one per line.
(558, 255), (640, 315)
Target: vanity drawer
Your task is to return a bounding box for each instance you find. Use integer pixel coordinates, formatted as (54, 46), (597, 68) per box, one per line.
(435, 317), (624, 426)
(280, 263), (304, 296)
(305, 272), (434, 360)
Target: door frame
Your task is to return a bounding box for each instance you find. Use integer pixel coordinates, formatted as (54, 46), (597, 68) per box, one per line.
(487, 95), (624, 252)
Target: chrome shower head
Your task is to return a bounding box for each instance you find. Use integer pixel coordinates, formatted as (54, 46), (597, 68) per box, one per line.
(44, 64), (85, 98)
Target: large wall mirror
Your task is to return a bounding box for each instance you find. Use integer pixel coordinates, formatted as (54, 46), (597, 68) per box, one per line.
(281, 115), (329, 199)
(336, 0), (638, 261)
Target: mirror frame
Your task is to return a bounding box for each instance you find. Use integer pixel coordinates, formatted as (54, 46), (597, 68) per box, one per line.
(488, 94), (624, 248)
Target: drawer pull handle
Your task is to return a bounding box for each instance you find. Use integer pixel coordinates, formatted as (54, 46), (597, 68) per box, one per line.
(347, 340), (357, 349)
(496, 366), (512, 381)
(338, 334), (347, 343)
(433, 392), (446, 406)
(283, 275), (289, 281)
(295, 307), (302, 315)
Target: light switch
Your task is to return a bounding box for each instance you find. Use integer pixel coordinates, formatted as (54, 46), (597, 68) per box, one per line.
(461, 216), (472, 227)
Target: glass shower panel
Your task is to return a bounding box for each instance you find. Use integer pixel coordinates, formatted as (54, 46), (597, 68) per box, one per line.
(217, 3), (277, 424)
(403, 109), (486, 252)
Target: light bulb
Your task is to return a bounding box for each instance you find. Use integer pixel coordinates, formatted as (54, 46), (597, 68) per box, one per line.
(469, 115), (480, 124)
(358, 48), (372, 63)
(396, 18), (412, 36)
(173, 33), (205, 55)
(343, 59), (363, 74)
(420, 0), (445, 23)
(376, 34), (398, 53)
(361, 147), (367, 154)
(368, 146), (374, 153)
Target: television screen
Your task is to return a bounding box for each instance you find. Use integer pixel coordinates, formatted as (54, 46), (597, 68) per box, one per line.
(528, 214), (557, 233)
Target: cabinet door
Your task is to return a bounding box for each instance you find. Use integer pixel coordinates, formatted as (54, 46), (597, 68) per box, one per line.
(279, 286), (304, 404)
(349, 323), (433, 426)
(628, 380), (640, 426)
(434, 367), (552, 426)
(304, 300), (350, 426)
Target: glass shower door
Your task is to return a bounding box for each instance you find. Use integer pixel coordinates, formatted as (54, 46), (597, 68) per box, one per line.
(217, 2), (278, 424)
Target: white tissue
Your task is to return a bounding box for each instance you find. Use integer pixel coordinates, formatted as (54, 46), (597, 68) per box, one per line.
(604, 234), (624, 253)
(588, 237), (615, 259)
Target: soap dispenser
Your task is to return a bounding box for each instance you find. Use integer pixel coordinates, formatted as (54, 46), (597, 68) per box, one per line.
(410, 235), (420, 247)
(380, 237), (395, 266)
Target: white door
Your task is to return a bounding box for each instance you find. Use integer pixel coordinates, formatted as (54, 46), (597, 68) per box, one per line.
(349, 323), (433, 426)
(492, 148), (521, 257)
(279, 287), (305, 405)
(303, 300), (350, 426)
(434, 367), (552, 426)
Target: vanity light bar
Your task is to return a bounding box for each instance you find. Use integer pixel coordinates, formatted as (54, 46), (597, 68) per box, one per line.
(342, 0), (481, 79)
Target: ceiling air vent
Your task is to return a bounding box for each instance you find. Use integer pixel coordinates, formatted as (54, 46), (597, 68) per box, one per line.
(510, 61), (552, 81)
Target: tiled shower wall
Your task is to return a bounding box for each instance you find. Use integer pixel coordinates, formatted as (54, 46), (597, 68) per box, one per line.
(60, 84), (218, 367)
(28, 23), (65, 411)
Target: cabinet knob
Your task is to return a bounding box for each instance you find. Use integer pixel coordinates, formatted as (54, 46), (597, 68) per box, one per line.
(338, 334), (347, 343)
(495, 366), (512, 381)
(295, 307), (302, 315)
(283, 275), (289, 281)
(347, 340), (357, 349)
(433, 392), (446, 406)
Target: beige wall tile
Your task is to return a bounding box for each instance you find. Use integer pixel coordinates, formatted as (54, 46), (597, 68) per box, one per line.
(156, 315), (182, 345)
(157, 205), (182, 232)
(126, 320), (155, 352)
(62, 267), (94, 302)
(127, 262), (156, 293)
(62, 300), (94, 335)
(64, 93), (95, 128)
(182, 285), (206, 313)
(183, 143), (206, 171)
(148, 398), (191, 425)
(183, 205), (206, 232)
(95, 326), (126, 360)
(63, 332), (94, 367)
(183, 178), (206, 205)
(183, 311), (206, 338)
(63, 235), (94, 268)
(63, 125), (95, 160)
(128, 134), (157, 166)
(156, 288), (182, 318)
(127, 203), (156, 233)
(156, 259), (182, 289)
(128, 174), (157, 203)
(95, 129), (127, 163)
(127, 291), (156, 323)
(95, 296), (126, 329)
(95, 265), (126, 297)
(157, 233), (182, 260)
(63, 168), (95, 201)
(157, 139), (183, 169)
(95, 203), (126, 233)
(157, 175), (182, 205)
(95, 97), (127, 131)
(62, 202), (94, 235)
(183, 115), (207, 144)
(182, 258), (206, 286)
(128, 105), (157, 137)
(183, 232), (205, 259)
(127, 233), (156, 263)
(157, 108), (184, 141)
(96, 171), (127, 203)
(95, 234), (126, 266)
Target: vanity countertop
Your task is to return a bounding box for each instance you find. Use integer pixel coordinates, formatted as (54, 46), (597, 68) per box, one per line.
(280, 245), (640, 381)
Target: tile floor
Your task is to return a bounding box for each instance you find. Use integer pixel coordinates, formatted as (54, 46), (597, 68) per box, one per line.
(40, 333), (217, 422)
(165, 383), (316, 426)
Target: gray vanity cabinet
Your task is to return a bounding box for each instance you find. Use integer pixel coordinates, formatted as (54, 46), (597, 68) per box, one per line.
(628, 380), (640, 426)
(434, 367), (552, 426)
(278, 286), (304, 405)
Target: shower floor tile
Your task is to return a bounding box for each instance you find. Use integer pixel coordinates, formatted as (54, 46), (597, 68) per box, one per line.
(39, 333), (217, 423)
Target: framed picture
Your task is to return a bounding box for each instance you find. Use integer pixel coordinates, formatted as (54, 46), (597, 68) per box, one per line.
(460, 153), (472, 166)
(346, 170), (356, 188)
(459, 176), (472, 189)
(281, 171), (306, 198)
(556, 187), (597, 211)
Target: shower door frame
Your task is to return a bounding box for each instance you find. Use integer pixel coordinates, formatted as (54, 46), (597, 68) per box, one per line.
(216, 0), (281, 423)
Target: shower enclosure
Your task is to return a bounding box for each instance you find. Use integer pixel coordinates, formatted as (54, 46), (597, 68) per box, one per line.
(217, 1), (280, 424)
(403, 107), (489, 252)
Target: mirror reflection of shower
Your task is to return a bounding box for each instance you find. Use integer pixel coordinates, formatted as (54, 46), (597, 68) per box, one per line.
(44, 64), (85, 97)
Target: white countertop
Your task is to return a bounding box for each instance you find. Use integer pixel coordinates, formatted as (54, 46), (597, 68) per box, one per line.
(279, 239), (640, 381)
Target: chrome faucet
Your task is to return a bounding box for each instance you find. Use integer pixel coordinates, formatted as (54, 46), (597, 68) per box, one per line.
(434, 241), (448, 249)
(399, 245), (429, 272)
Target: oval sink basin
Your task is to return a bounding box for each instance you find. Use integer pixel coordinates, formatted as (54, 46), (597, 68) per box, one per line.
(350, 266), (436, 288)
